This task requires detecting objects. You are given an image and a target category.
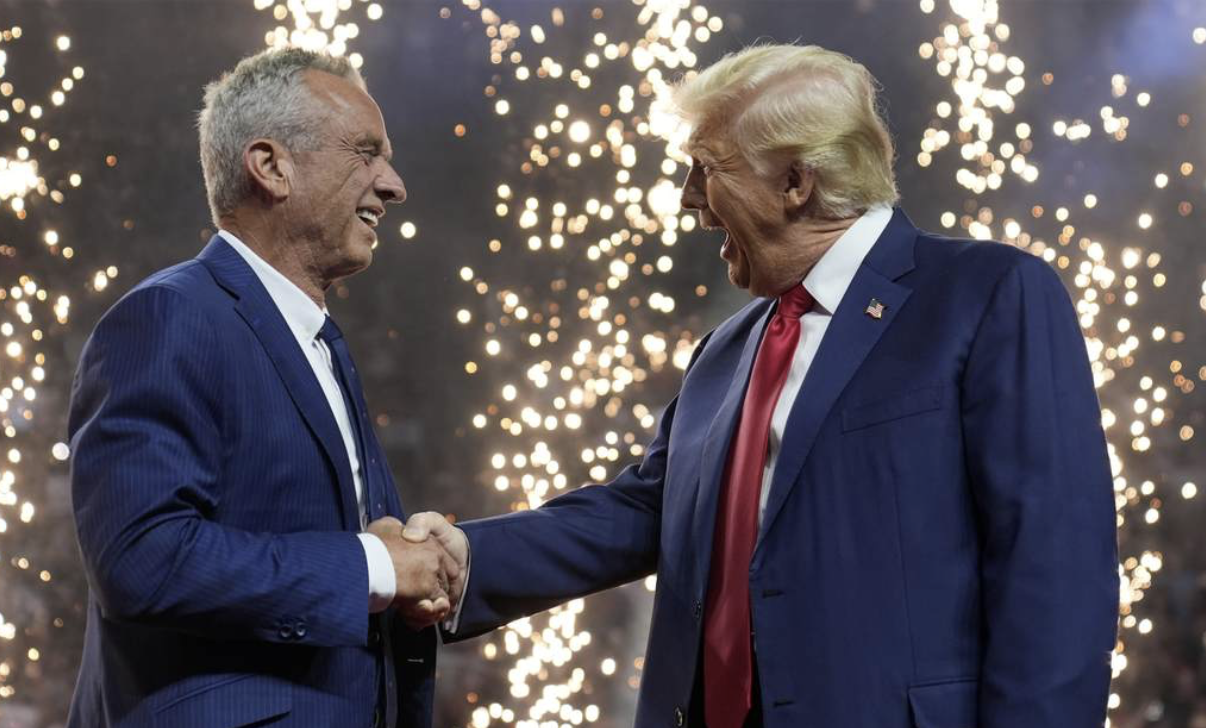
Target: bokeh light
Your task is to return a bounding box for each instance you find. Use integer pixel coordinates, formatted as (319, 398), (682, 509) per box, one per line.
(444, 0), (720, 723)
(0, 19), (90, 706)
(254, 0), (387, 67)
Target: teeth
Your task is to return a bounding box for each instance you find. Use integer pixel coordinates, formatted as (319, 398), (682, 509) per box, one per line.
(356, 209), (379, 226)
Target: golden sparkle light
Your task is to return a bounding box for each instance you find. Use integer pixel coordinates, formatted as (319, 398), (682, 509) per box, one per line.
(254, 0), (387, 67)
(0, 20), (88, 703)
(448, 1), (719, 724)
(0, 26), (85, 218)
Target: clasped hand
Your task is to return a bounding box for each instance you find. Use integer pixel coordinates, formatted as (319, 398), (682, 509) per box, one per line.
(365, 513), (469, 631)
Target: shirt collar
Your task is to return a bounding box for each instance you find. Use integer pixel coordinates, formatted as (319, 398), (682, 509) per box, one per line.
(217, 229), (328, 345)
(800, 204), (894, 315)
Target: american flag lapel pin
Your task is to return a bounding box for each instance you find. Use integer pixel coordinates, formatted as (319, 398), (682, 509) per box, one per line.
(865, 298), (886, 320)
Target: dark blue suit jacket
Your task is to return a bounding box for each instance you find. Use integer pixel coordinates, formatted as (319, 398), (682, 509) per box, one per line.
(67, 237), (435, 727)
(450, 210), (1118, 728)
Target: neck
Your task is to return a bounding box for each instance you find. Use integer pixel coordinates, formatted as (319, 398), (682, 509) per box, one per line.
(766, 212), (862, 295)
(221, 210), (327, 308)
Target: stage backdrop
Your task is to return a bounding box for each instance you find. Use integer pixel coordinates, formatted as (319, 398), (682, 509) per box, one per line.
(0, 1), (1203, 727)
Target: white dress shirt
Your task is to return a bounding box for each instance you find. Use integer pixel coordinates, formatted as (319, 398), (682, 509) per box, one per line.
(757, 204), (893, 526)
(219, 230), (397, 612)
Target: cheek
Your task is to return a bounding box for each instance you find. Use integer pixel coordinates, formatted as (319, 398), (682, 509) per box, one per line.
(320, 163), (365, 201)
(738, 184), (779, 223)
(327, 178), (364, 228)
(705, 176), (734, 213)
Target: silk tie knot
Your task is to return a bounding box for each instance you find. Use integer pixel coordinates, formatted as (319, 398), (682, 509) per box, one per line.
(776, 285), (814, 319)
(318, 316), (344, 345)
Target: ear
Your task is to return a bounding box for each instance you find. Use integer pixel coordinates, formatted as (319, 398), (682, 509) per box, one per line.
(243, 138), (294, 204)
(783, 160), (814, 216)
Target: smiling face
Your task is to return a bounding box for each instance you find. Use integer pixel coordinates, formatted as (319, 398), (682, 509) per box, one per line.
(282, 70), (406, 284)
(680, 119), (804, 297)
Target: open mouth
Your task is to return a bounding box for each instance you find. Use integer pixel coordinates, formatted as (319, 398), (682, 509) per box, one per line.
(719, 230), (735, 261)
(355, 207), (381, 228)
(700, 212), (733, 259)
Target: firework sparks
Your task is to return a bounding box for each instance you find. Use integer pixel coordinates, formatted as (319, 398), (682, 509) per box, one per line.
(0, 22), (87, 704)
(254, 0), (387, 68)
(445, 1), (722, 724)
(0, 26), (85, 219)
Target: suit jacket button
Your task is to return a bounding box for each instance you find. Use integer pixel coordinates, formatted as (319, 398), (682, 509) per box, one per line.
(369, 628), (382, 646)
(278, 623), (294, 639)
(693, 601), (702, 620)
(674, 707), (685, 726)
(295, 621), (308, 639)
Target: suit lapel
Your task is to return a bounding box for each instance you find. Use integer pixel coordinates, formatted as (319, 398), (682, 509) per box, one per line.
(690, 303), (773, 588)
(198, 236), (361, 531)
(754, 210), (918, 553)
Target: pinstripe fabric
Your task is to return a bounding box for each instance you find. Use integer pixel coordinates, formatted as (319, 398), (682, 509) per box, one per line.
(67, 236), (435, 728)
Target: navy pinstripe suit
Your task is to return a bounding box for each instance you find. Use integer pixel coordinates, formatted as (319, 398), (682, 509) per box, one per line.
(67, 236), (434, 727)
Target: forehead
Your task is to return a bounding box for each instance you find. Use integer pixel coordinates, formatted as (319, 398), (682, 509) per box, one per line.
(303, 69), (388, 138)
(684, 113), (734, 155)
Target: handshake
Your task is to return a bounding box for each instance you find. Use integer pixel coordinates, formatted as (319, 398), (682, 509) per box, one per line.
(366, 512), (468, 630)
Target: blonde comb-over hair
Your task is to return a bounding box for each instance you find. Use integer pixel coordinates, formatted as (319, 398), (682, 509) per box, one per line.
(673, 43), (899, 219)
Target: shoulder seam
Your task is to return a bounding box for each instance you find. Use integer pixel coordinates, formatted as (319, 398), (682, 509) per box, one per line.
(111, 283), (228, 430)
(963, 252), (1027, 368)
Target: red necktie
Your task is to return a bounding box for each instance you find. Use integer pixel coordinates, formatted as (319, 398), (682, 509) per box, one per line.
(703, 285), (814, 728)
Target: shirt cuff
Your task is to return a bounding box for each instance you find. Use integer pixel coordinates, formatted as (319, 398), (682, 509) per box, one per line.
(442, 542), (471, 636)
(358, 532), (396, 614)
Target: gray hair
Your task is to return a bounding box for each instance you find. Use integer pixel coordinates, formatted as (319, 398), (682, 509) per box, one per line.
(197, 48), (364, 223)
(673, 44), (898, 219)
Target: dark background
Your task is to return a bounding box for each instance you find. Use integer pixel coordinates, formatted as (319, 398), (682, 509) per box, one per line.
(1, 0), (1204, 726)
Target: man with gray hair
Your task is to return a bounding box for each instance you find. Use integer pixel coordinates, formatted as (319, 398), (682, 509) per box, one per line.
(407, 44), (1118, 727)
(67, 48), (460, 727)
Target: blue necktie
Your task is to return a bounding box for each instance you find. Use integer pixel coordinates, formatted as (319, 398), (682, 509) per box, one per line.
(318, 315), (396, 728)
(318, 315), (386, 523)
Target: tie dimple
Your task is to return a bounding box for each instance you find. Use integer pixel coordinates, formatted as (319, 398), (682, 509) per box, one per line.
(776, 284), (814, 319)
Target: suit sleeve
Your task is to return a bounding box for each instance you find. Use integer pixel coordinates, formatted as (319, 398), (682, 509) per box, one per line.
(69, 285), (370, 646)
(960, 255), (1118, 726)
(445, 331), (714, 641)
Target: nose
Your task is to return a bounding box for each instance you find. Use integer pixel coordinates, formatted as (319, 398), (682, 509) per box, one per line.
(680, 165), (706, 211)
(376, 161), (407, 204)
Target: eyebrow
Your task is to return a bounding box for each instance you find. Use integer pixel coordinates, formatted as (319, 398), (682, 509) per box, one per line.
(687, 146), (713, 164)
(685, 135), (714, 156)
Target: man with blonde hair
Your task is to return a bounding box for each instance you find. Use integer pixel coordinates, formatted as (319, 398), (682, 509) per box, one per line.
(409, 43), (1117, 727)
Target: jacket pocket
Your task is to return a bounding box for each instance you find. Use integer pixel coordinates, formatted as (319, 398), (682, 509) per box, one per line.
(908, 678), (977, 728)
(842, 385), (945, 432)
(151, 673), (290, 727)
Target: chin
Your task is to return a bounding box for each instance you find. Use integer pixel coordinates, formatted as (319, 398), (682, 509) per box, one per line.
(726, 262), (751, 292)
(335, 244), (373, 278)
(352, 247), (374, 272)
